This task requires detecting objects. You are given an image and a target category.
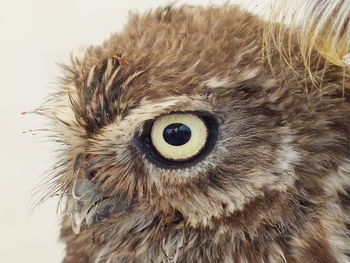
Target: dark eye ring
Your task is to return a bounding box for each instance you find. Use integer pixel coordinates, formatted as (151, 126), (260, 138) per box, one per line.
(137, 111), (218, 169)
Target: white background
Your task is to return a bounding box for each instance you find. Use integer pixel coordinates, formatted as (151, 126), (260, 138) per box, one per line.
(0, 0), (268, 262)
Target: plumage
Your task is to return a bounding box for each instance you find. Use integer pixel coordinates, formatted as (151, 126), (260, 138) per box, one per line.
(39, 2), (350, 262)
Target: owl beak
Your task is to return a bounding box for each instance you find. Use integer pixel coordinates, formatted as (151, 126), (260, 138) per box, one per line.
(67, 153), (102, 234)
(67, 153), (130, 234)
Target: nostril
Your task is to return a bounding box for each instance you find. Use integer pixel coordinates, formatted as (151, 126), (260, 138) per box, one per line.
(73, 153), (97, 180)
(84, 162), (97, 180)
(172, 210), (184, 225)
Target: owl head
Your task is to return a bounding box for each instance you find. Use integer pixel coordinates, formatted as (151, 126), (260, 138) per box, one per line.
(39, 3), (350, 262)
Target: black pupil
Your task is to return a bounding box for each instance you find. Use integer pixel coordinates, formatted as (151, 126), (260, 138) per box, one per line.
(163, 123), (191, 146)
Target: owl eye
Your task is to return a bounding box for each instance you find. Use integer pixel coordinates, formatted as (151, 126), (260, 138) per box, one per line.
(138, 112), (218, 169)
(151, 114), (208, 161)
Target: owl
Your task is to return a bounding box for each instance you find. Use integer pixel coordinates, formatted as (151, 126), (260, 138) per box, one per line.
(38, 1), (350, 263)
